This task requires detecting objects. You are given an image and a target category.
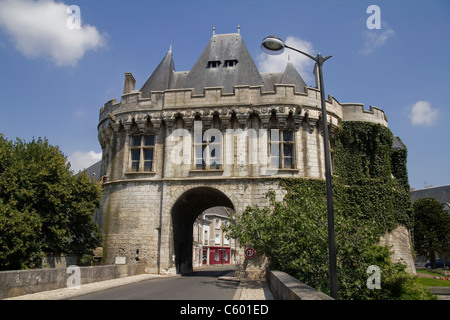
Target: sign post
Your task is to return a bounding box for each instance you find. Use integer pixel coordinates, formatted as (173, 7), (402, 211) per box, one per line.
(245, 247), (255, 259)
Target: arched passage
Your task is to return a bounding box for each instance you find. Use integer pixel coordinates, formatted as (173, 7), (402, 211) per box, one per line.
(171, 187), (235, 274)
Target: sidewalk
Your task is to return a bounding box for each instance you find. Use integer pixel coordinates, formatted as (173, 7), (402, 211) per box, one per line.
(234, 280), (274, 300)
(218, 271), (273, 300)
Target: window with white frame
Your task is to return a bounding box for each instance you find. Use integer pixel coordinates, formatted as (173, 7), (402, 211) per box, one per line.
(215, 233), (221, 245)
(204, 230), (209, 245)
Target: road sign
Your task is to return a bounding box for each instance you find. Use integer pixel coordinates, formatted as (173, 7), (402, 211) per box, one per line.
(245, 247), (255, 259)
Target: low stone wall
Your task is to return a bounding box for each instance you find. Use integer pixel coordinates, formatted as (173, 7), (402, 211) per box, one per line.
(428, 287), (450, 300)
(267, 270), (334, 300)
(0, 264), (146, 300)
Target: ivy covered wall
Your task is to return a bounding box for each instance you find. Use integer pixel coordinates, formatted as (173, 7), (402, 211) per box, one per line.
(280, 121), (413, 238)
(332, 121), (413, 235)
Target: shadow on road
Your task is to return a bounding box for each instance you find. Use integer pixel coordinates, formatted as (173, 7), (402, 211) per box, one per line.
(182, 266), (236, 278)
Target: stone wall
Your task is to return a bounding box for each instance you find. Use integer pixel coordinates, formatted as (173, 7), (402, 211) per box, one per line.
(0, 264), (146, 300)
(379, 224), (416, 274)
(267, 270), (334, 300)
(341, 103), (388, 127)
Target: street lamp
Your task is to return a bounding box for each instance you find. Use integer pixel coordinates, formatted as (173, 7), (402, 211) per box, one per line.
(261, 35), (338, 300)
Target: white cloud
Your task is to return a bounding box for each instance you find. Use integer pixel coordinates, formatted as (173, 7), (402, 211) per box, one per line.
(408, 101), (440, 126)
(74, 108), (86, 118)
(68, 150), (102, 173)
(257, 36), (315, 83)
(0, 0), (105, 67)
(360, 28), (395, 54)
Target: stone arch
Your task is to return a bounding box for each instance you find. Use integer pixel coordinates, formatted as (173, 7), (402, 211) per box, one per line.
(247, 112), (262, 130)
(170, 186), (235, 274)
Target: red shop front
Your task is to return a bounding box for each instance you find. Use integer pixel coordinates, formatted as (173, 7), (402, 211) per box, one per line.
(207, 247), (231, 265)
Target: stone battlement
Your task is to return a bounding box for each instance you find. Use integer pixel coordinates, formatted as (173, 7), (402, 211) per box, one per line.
(341, 103), (388, 127)
(99, 84), (343, 126)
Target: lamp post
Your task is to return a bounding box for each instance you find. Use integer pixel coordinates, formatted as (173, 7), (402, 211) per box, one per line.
(261, 35), (338, 299)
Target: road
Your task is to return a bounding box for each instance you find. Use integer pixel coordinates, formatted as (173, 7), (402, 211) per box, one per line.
(68, 266), (239, 300)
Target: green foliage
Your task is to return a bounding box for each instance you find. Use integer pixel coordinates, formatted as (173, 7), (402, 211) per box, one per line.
(0, 199), (42, 270)
(413, 198), (450, 268)
(0, 134), (103, 270)
(333, 122), (413, 232)
(225, 179), (432, 299)
(224, 122), (430, 299)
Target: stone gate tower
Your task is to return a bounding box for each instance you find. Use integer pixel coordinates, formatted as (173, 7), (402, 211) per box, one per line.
(97, 31), (391, 275)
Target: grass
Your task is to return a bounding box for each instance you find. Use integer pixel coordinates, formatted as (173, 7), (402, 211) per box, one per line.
(416, 269), (450, 287)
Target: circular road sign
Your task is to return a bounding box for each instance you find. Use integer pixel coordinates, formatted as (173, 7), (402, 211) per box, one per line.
(245, 248), (256, 259)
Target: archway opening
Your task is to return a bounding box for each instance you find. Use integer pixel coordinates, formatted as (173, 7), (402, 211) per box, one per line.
(171, 187), (235, 274)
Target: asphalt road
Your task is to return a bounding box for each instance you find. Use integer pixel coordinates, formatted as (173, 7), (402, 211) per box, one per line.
(68, 266), (239, 300)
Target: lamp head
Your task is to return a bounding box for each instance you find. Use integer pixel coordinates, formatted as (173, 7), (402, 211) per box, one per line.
(261, 35), (285, 55)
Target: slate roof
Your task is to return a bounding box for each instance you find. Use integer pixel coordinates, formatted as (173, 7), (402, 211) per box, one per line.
(392, 136), (406, 150)
(411, 185), (450, 205)
(83, 160), (102, 181)
(140, 32), (309, 97)
(182, 33), (266, 94)
(141, 50), (175, 98)
(280, 62), (307, 92)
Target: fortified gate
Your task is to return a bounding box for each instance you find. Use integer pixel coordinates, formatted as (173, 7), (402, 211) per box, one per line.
(96, 31), (389, 274)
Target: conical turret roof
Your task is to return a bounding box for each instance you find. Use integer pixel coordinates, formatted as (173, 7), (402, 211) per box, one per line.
(141, 49), (175, 98)
(280, 61), (307, 92)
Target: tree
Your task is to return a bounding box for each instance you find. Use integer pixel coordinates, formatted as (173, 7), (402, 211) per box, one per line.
(0, 135), (102, 270)
(413, 197), (450, 269)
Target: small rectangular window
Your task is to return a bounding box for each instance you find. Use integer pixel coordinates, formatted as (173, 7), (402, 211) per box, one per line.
(207, 61), (221, 69)
(225, 60), (238, 68)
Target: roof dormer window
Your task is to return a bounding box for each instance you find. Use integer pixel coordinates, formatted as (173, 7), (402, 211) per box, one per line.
(225, 60), (238, 68)
(207, 61), (221, 69)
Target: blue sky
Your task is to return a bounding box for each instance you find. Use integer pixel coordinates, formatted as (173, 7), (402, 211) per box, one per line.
(0, 0), (448, 190)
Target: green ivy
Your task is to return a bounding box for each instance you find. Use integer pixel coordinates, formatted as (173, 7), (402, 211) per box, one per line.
(333, 122), (413, 233)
